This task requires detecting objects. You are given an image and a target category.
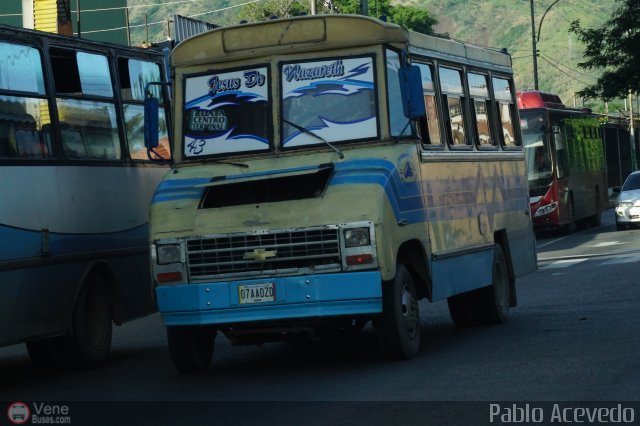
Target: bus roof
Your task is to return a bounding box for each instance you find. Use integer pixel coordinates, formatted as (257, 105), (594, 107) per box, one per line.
(517, 90), (565, 109)
(172, 15), (405, 66)
(172, 14), (512, 72)
(407, 32), (512, 73)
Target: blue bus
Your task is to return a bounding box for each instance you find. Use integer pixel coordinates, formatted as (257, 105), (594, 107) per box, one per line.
(0, 25), (170, 369)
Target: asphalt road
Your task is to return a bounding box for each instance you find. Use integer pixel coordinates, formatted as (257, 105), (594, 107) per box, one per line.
(1, 209), (638, 425)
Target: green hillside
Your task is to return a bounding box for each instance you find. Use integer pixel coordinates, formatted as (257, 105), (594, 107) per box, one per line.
(416, 0), (619, 111)
(126, 0), (620, 110)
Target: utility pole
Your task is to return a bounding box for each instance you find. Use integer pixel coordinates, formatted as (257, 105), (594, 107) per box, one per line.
(530, 0), (562, 91)
(530, 0), (538, 90)
(310, 0), (316, 15)
(76, 0), (81, 38)
(630, 90), (638, 170)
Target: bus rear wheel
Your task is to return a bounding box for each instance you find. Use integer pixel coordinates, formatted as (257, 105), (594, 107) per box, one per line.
(26, 275), (113, 370)
(167, 325), (216, 372)
(474, 245), (510, 324)
(376, 264), (421, 359)
(69, 276), (113, 368)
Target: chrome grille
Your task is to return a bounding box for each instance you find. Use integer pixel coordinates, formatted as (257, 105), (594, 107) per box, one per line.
(187, 228), (341, 280)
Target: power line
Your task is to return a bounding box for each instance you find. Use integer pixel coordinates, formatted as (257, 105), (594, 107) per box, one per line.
(539, 52), (599, 79)
(71, 0), (264, 35)
(537, 55), (593, 86)
(70, 0), (209, 14)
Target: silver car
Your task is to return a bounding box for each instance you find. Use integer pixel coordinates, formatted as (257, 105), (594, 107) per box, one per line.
(614, 171), (640, 230)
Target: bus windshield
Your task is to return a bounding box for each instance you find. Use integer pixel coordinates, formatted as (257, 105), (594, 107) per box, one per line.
(520, 110), (552, 183)
(183, 66), (271, 158)
(181, 56), (378, 158)
(281, 56), (378, 148)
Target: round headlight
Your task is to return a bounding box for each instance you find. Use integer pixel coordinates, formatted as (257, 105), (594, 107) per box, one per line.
(157, 244), (182, 264)
(344, 228), (371, 248)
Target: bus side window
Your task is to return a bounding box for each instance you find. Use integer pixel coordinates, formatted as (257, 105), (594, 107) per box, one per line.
(439, 66), (469, 147)
(468, 72), (494, 147)
(56, 99), (120, 160)
(51, 48), (121, 161)
(0, 42), (53, 159)
(386, 49), (412, 138)
(415, 63), (442, 146)
(492, 77), (519, 148)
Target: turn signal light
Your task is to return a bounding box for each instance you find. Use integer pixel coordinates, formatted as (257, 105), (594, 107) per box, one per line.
(157, 271), (183, 283)
(346, 254), (373, 265)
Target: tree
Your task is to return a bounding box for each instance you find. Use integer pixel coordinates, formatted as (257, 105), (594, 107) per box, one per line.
(569, 0), (640, 100)
(239, 0), (307, 22)
(239, 0), (437, 34)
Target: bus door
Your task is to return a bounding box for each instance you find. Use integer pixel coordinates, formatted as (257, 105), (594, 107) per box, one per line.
(551, 122), (572, 225)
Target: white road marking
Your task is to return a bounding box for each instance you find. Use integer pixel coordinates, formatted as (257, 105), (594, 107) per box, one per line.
(585, 241), (628, 248)
(599, 255), (640, 265)
(540, 259), (588, 269)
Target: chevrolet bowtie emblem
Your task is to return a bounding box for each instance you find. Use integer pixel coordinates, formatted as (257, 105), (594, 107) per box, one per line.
(243, 249), (277, 261)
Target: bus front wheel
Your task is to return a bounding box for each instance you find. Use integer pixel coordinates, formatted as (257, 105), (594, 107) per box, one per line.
(167, 325), (216, 372)
(376, 264), (421, 359)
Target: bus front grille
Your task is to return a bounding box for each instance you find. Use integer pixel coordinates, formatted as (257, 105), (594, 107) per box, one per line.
(186, 228), (341, 280)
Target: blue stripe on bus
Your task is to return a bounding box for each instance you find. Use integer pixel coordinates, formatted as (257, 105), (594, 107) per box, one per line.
(0, 223), (148, 261)
(151, 178), (210, 203)
(148, 158), (527, 225)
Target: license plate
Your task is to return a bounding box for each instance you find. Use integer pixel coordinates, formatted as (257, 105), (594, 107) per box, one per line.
(238, 282), (275, 304)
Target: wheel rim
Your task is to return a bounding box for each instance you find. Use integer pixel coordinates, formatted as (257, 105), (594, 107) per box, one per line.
(401, 283), (419, 339)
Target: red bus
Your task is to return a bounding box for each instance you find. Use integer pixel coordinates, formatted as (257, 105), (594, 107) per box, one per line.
(517, 90), (608, 232)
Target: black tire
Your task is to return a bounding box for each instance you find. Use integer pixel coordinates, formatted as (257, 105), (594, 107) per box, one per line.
(26, 337), (66, 370)
(561, 199), (576, 234)
(474, 245), (510, 325)
(69, 276), (113, 368)
(167, 325), (216, 372)
(590, 192), (602, 227)
(447, 293), (476, 327)
(376, 264), (421, 360)
(616, 222), (626, 231)
(25, 275), (112, 370)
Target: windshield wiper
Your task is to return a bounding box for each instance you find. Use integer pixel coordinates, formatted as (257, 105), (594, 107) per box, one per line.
(283, 119), (344, 159)
(210, 159), (250, 168)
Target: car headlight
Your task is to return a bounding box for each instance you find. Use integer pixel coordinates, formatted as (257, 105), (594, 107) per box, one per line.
(344, 227), (371, 247)
(617, 201), (633, 208)
(534, 202), (557, 217)
(157, 244), (182, 264)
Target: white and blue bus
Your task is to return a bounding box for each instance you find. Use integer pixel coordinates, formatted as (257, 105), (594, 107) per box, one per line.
(145, 15), (537, 372)
(0, 25), (171, 369)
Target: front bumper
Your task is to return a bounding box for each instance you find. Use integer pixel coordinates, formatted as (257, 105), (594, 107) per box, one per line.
(156, 271), (382, 326)
(615, 205), (640, 224)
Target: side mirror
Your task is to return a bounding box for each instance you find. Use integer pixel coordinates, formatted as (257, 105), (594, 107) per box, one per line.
(612, 186), (621, 194)
(398, 65), (425, 119)
(144, 96), (159, 149)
